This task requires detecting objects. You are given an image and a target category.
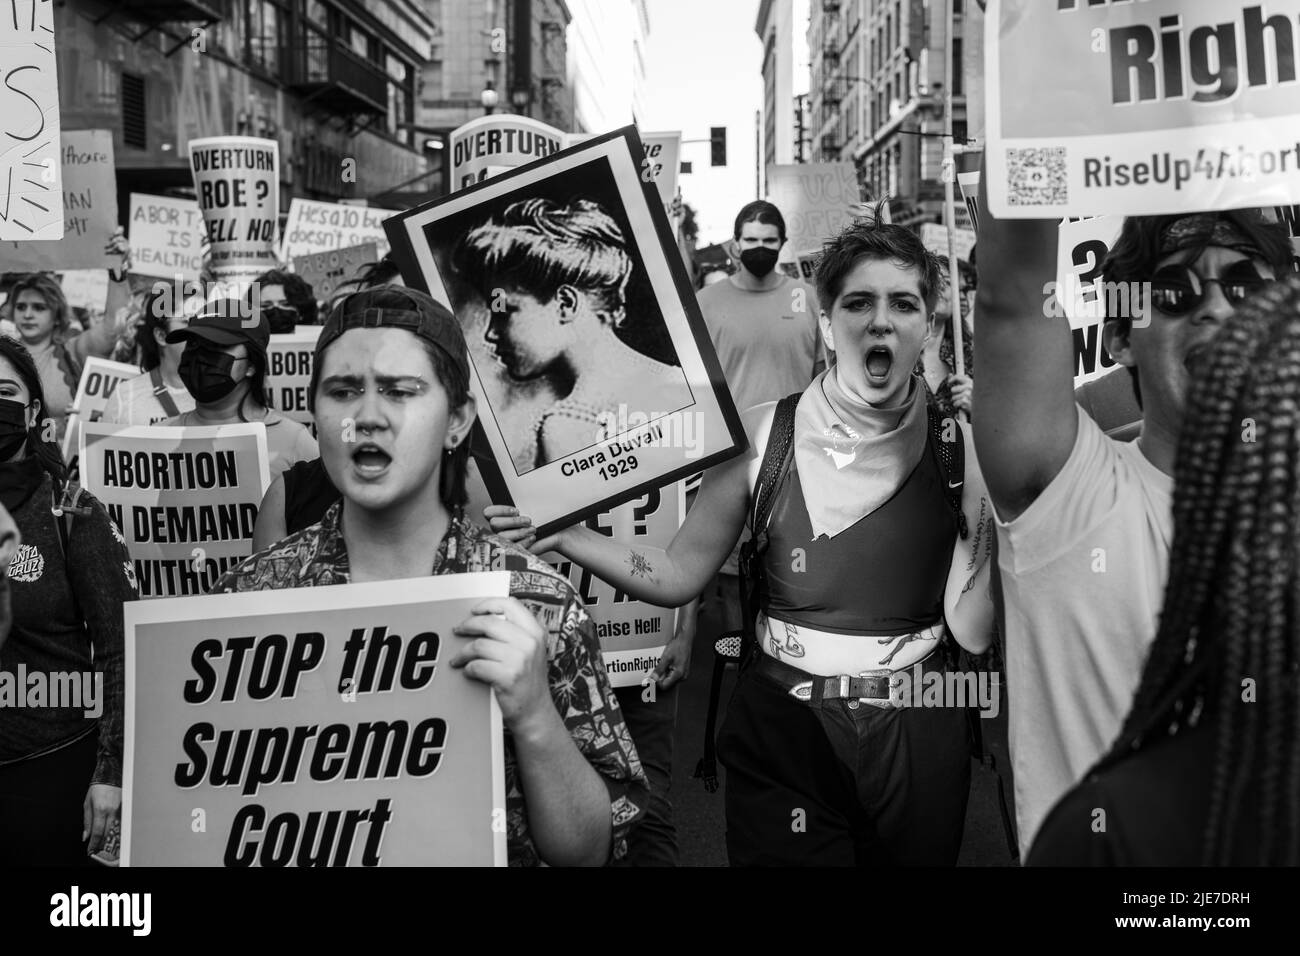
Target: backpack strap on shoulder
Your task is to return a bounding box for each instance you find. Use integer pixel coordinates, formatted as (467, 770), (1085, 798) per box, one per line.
(737, 392), (801, 663)
(926, 400), (968, 540)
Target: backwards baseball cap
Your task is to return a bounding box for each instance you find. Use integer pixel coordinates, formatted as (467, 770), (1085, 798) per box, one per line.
(316, 287), (470, 382)
(165, 298), (270, 358)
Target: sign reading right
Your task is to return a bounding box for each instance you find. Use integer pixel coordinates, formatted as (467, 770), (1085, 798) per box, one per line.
(985, 0), (1300, 218)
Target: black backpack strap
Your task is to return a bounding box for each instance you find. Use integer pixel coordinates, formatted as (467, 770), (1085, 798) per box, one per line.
(927, 400), (968, 540)
(737, 392), (800, 666)
(150, 367), (182, 419)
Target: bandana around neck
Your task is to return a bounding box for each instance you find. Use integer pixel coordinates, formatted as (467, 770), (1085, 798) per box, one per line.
(792, 368), (928, 539)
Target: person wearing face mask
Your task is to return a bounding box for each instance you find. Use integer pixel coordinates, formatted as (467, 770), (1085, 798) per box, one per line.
(99, 284), (201, 426)
(488, 219), (997, 866)
(161, 299), (318, 482)
(0, 337), (138, 865)
(691, 201), (825, 652)
(249, 269), (319, 333)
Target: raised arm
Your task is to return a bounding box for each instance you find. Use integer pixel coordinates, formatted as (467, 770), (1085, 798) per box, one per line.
(490, 405), (767, 607)
(971, 163), (1079, 522)
(554, 436), (751, 607)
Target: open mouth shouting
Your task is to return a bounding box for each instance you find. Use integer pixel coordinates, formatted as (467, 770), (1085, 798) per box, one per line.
(864, 346), (894, 387)
(351, 442), (393, 478)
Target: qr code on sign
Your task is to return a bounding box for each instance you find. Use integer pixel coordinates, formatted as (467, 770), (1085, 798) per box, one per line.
(1006, 147), (1068, 206)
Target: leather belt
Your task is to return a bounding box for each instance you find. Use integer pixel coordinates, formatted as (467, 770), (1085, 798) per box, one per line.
(753, 650), (934, 709)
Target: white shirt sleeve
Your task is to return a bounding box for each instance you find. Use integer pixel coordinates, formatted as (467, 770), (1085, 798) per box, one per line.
(995, 405), (1124, 575)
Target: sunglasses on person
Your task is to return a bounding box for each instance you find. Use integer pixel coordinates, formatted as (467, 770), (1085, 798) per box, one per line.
(1148, 260), (1272, 316)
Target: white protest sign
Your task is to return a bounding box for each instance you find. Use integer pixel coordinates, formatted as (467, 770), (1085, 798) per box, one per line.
(1054, 216), (1127, 388)
(766, 162), (862, 253)
(265, 326), (322, 426)
(58, 269), (110, 312)
(80, 422), (272, 598)
(1, 130), (117, 270)
(188, 136), (279, 281)
(129, 193), (206, 281)
(123, 576), (509, 866)
(985, 0), (1300, 217)
(61, 357), (140, 462)
(547, 484), (684, 687)
(291, 242), (379, 303)
(450, 115), (565, 192)
(920, 223), (977, 264)
(279, 199), (395, 262)
(0, 1), (61, 241)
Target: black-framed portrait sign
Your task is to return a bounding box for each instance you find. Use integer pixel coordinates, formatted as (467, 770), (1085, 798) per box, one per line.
(385, 126), (746, 536)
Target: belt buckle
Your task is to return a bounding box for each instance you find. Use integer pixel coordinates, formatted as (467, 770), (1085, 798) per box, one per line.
(856, 668), (905, 709)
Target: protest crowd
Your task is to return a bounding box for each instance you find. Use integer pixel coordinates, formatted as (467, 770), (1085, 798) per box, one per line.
(1, 0), (1298, 879)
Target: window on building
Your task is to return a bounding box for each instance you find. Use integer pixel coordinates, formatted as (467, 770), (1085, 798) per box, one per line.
(347, 21), (374, 61)
(246, 0), (284, 77)
(954, 38), (964, 95)
(305, 0), (328, 27)
(385, 52), (413, 143)
(121, 72), (146, 149)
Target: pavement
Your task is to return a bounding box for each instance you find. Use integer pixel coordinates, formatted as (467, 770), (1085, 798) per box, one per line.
(663, 602), (1021, 867)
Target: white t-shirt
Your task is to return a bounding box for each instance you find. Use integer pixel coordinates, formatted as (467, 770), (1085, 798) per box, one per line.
(101, 371), (196, 426)
(164, 409), (318, 483)
(995, 406), (1172, 857)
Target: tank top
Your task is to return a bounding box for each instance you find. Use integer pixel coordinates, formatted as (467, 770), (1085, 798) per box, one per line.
(283, 457), (340, 535)
(761, 430), (957, 636)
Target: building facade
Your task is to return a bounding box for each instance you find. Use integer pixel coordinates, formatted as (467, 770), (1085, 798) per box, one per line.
(756, 0), (795, 174)
(565, 0), (648, 135)
(54, 0), (436, 221)
(810, 0), (976, 227)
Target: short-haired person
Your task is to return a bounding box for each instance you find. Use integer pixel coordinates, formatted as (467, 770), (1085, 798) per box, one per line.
(251, 269), (318, 332)
(100, 284), (200, 426)
(0, 337), (137, 865)
(1029, 274), (1300, 866)
(214, 288), (647, 866)
(162, 300), (318, 482)
(490, 219), (997, 866)
(972, 166), (1291, 857)
(453, 197), (692, 471)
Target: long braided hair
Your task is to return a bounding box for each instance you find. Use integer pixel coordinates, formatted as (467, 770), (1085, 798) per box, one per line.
(1093, 274), (1300, 866)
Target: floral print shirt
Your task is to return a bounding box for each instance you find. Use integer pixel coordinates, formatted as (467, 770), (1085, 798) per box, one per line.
(212, 502), (647, 866)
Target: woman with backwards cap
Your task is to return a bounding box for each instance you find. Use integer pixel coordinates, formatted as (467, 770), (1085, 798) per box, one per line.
(162, 299), (317, 481)
(214, 287), (647, 866)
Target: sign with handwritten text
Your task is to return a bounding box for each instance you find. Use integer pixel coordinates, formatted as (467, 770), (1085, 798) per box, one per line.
(0, 0), (61, 241)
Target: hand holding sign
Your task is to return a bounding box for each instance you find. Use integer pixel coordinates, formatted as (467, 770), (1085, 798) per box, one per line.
(452, 597), (555, 733)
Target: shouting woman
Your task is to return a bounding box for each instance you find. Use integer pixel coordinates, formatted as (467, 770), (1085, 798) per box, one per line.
(214, 288), (647, 866)
(490, 219), (997, 866)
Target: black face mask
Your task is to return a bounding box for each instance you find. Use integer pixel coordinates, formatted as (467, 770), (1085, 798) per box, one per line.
(0, 398), (30, 461)
(179, 349), (243, 404)
(263, 305), (299, 334)
(740, 246), (779, 278)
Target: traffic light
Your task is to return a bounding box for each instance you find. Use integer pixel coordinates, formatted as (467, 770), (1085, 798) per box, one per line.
(710, 127), (727, 166)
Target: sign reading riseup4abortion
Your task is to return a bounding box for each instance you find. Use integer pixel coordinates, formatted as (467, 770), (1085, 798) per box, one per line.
(985, 0), (1300, 218)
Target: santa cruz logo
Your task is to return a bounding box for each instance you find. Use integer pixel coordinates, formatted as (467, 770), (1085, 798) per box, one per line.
(9, 544), (45, 583)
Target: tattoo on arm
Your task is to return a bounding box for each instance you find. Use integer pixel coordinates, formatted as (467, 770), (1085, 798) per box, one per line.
(628, 552), (653, 578)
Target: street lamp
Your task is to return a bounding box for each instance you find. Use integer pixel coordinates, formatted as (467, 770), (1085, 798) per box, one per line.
(481, 82), (499, 115)
(510, 86), (532, 114)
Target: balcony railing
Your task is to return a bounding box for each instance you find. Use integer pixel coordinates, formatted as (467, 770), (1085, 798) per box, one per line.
(282, 38), (389, 117)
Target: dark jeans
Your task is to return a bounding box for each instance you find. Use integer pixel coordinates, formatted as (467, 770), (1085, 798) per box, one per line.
(716, 654), (971, 866)
(613, 682), (679, 866)
(0, 731), (98, 866)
